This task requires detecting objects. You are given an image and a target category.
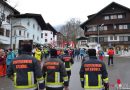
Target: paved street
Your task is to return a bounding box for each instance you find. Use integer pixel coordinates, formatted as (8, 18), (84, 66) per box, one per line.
(0, 56), (130, 90)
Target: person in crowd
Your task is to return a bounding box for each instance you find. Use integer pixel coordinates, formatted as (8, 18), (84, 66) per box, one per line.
(80, 48), (85, 60)
(98, 49), (104, 61)
(0, 49), (6, 77)
(80, 49), (109, 90)
(74, 48), (80, 60)
(61, 50), (74, 82)
(34, 47), (42, 65)
(107, 47), (114, 66)
(6, 48), (16, 69)
(7, 41), (44, 90)
(42, 49), (69, 90)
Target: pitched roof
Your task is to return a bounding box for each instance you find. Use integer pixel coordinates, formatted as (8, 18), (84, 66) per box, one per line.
(0, 0), (20, 14)
(80, 2), (130, 29)
(13, 13), (46, 30)
(46, 23), (57, 35)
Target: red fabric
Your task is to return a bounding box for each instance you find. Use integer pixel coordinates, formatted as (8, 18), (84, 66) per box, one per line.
(99, 56), (104, 61)
(0, 64), (6, 76)
(107, 49), (114, 56)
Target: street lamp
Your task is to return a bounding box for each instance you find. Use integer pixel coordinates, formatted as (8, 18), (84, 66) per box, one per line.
(97, 24), (104, 44)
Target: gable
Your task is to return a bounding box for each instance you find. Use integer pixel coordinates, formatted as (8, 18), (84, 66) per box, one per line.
(80, 2), (130, 29)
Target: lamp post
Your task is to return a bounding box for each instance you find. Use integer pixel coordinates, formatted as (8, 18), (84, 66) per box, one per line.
(97, 24), (104, 44)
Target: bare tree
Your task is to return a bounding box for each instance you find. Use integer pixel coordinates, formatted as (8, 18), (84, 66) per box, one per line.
(59, 18), (84, 44)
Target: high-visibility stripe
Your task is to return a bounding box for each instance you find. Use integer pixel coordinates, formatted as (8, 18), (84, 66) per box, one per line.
(80, 78), (84, 81)
(14, 73), (17, 85)
(84, 74), (103, 89)
(85, 74), (89, 88)
(63, 76), (68, 82)
(103, 78), (109, 83)
(55, 72), (60, 83)
(46, 82), (63, 85)
(14, 84), (37, 89)
(98, 74), (102, 86)
(28, 72), (32, 85)
(66, 68), (71, 71)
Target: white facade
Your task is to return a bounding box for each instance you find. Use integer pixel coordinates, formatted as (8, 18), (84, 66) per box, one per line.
(0, 2), (18, 49)
(12, 18), (43, 49)
(41, 30), (57, 47)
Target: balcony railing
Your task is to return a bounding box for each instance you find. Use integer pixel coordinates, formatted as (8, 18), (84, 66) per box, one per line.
(100, 41), (130, 46)
(85, 29), (130, 36)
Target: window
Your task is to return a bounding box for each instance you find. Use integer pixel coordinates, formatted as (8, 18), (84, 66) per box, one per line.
(124, 36), (128, 41)
(27, 33), (29, 38)
(45, 33), (47, 36)
(114, 25), (117, 29)
(124, 25), (128, 29)
(113, 15), (117, 19)
(41, 33), (43, 38)
(119, 36), (128, 41)
(37, 36), (39, 41)
(51, 38), (52, 40)
(110, 36), (113, 40)
(6, 29), (10, 37)
(103, 26), (107, 30)
(14, 30), (16, 36)
(119, 25), (128, 29)
(33, 24), (35, 29)
(114, 36), (117, 40)
(45, 39), (47, 42)
(104, 16), (109, 20)
(19, 30), (21, 36)
(24, 31), (26, 36)
(27, 21), (30, 26)
(110, 15), (114, 19)
(33, 35), (35, 39)
(119, 36), (123, 41)
(37, 26), (39, 30)
(104, 37), (108, 42)
(119, 25), (123, 29)
(118, 14), (123, 19)
(0, 28), (4, 36)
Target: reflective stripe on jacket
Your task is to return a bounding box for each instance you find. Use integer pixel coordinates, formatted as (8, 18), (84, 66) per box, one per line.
(7, 54), (44, 89)
(42, 57), (69, 88)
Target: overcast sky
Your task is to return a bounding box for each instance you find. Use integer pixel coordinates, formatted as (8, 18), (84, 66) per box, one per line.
(7, 0), (130, 26)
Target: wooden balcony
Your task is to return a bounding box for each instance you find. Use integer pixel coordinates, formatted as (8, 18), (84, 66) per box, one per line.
(85, 29), (130, 36)
(100, 41), (130, 46)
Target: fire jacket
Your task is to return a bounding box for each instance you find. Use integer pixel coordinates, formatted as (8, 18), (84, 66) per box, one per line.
(80, 56), (109, 90)
(7, 54), (44, 90)
(42, 57), (69, 88)
(61, 54), (74, 71)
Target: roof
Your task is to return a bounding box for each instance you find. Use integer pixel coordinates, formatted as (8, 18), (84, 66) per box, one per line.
(46, 23), (57, 35)
(80, 2), (130, 29)
(0, 0), (20, 14)
(12, 13), (46, 30)
(76, 37), (88, 40)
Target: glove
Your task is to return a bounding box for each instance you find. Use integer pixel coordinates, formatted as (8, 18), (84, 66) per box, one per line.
(39, 83), (45, 89)
(104, 83), (109, 90)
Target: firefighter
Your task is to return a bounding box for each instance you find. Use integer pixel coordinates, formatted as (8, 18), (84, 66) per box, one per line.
(80, 49), (109, 90)
(61, 50), (74, 81)
(7, 41), (44, 90)
(42, 49), (69, 90)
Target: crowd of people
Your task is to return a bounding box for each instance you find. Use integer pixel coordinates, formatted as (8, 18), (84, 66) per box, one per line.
(0, 43), (112, 90)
